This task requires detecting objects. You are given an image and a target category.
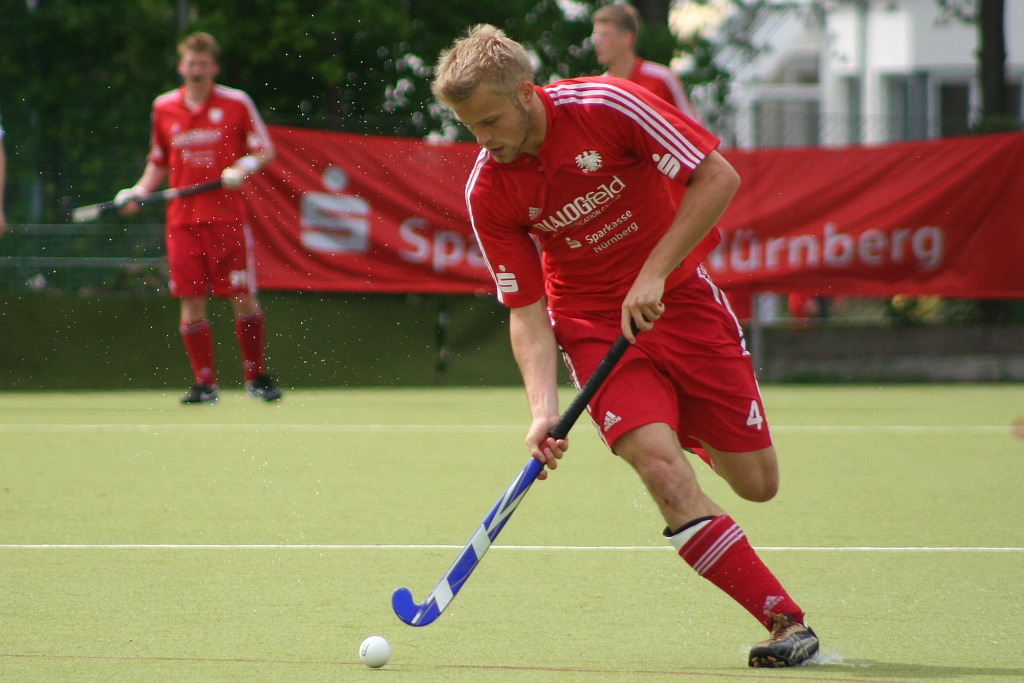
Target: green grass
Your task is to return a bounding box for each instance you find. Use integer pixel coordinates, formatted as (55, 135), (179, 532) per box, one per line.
(1, 385), (1023, 682)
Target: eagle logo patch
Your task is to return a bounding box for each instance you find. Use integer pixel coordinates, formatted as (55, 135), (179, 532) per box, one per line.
(575, 150), (602, 173)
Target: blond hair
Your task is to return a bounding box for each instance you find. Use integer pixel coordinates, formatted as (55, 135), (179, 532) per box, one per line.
(177, 32), (221, 61)
(432, 25), (534, 105)
(592, 3), (642, 37)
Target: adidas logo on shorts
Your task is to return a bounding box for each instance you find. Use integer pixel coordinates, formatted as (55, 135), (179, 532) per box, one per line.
(603, 411), (622, 432)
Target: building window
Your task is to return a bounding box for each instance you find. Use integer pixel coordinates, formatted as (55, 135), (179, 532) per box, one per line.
(939, 83), (970, 137)
(887, 73), (928, 141)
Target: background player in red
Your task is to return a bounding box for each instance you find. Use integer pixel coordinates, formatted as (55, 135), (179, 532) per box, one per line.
(433, 25), (820, 667)
(117, 32), (281, 404)
(591, 3), (701, 121)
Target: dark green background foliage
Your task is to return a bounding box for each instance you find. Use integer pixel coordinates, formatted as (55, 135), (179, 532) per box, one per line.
(0, 291), (541, 389)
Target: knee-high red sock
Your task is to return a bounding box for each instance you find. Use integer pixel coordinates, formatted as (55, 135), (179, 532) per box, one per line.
(235, 309), (265, 382)
(668, 515), (804, 630)
(180, 319), (216, 386)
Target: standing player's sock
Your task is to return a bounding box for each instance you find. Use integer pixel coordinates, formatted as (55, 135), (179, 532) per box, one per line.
(666, 515), (804, 630)
(180, 319), (216, 385)
(235, 309), (265, 382)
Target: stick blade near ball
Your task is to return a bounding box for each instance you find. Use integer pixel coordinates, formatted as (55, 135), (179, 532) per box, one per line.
(392, 586), (440, 626)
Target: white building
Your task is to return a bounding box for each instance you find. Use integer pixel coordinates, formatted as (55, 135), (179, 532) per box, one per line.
(697, 0), (1024, 148)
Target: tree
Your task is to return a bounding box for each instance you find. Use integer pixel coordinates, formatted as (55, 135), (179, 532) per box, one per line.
(938, 0), (1020, 132)
(0, 0), (600, 222)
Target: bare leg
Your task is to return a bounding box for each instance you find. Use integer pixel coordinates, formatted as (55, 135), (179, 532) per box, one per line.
(613, 422), (723, 529)
(703, 442), (780, 503)
(180, 295), (207, 324)
(231, 292), (259, 317)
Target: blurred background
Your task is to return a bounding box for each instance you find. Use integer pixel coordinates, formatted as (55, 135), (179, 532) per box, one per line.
(1, 0), (1022, 388)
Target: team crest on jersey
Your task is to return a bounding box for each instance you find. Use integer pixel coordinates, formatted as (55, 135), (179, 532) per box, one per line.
(208, 107), (224, 124)
(575, 150), (603, 173)
(528, 207), (542, 220)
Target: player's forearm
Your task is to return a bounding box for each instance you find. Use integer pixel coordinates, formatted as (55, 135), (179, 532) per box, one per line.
(509, 300), (561, 421)
(231, 148), (274, 173)
(134, 163), (168, 194)
(251, 147), (274, 168)
(639, 150), (739, 282)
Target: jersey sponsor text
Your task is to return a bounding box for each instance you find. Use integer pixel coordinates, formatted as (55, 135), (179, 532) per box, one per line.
(532, 176), (625, 233)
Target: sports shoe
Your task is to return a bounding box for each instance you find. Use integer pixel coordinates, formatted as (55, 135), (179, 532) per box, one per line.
(748, 612), (819, 667)
(181, 383), (218, 405)
(246, 374), (283, 402)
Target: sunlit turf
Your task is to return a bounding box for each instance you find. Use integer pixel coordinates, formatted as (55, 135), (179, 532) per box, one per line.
(1, 385), (1022, 682)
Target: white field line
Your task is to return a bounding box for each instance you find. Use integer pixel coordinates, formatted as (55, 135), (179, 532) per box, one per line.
(0, 544), (1020, 552)
(0, 424), (1013, 433)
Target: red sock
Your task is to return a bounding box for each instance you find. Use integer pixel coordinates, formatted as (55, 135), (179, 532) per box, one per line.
(669, 515), (804, 630)
(180, 319), (216, 386)
(235, 309), (265, 382)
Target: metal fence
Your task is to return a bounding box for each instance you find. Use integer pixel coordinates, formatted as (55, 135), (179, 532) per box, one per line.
(0, 223), (168, 293)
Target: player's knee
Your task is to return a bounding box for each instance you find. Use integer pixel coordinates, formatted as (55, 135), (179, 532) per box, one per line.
(735, 474), (778, 503)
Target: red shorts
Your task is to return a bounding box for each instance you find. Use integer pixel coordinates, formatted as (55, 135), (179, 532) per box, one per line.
(166, 221), (256, 298)
(551, 267), (772, 454)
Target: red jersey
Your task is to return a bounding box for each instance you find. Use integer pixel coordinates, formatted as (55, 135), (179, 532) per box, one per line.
(148, 84), (272, 226)
(620, 58), (700, 122)
(466, 77), (721, 312)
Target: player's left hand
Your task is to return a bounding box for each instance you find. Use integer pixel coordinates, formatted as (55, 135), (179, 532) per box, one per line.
(220, 166), (247, 190)
(525, 415), (567, 481)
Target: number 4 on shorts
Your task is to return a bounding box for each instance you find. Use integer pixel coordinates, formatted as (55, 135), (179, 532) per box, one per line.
(746, 400), (764, 429)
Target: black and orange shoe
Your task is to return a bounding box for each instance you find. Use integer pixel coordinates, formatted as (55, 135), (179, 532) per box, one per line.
(748, 613), (819, 667)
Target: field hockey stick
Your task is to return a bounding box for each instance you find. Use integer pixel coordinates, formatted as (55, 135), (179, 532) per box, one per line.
(392, 329), (635, 627)
(71, 179), (224, 223)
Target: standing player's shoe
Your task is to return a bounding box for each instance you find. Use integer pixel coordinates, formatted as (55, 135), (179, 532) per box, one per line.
(748, 613), (819, 667)
(181, 383), (219, 405)
(246, 374), (283, 402)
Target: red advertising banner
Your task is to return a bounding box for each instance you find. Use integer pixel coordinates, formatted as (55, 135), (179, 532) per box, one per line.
(710, 132), (1024, 299)
(245, 127), (1024, 299)
(244, 126), (491, 294)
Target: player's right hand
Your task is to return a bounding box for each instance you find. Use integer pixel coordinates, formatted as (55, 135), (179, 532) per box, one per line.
(525, 415), (567, 481)
(114, 186), (144, 214)
(220, 166), (247, 190)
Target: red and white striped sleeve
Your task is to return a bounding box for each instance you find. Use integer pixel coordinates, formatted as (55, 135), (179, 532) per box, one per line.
(547, 79), (719, 187)
(464, 150), (546, 309)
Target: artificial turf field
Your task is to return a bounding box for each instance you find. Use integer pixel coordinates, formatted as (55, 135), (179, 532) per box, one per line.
(1, 385), (1022, 683)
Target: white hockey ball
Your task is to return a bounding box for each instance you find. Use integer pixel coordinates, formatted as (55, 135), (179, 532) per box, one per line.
(359, 635), (391, 668)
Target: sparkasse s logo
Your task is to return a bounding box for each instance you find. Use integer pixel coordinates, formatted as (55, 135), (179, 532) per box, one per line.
(495, 266), (518, 293)
(575, 150), (602, 173)
(652, 152), (681, 179)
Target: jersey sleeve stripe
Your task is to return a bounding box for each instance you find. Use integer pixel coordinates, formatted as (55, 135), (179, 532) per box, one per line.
(549, 83), (704, 169)
(464, 150), (506, 304)
(638, 62), (699, 120)
(552, 82), (704, 165)
(215, 85), (274, 151)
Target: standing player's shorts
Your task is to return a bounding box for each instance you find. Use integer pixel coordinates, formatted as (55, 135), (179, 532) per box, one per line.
(166, 221), (257, 298)
(551, 266), (772, 454)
